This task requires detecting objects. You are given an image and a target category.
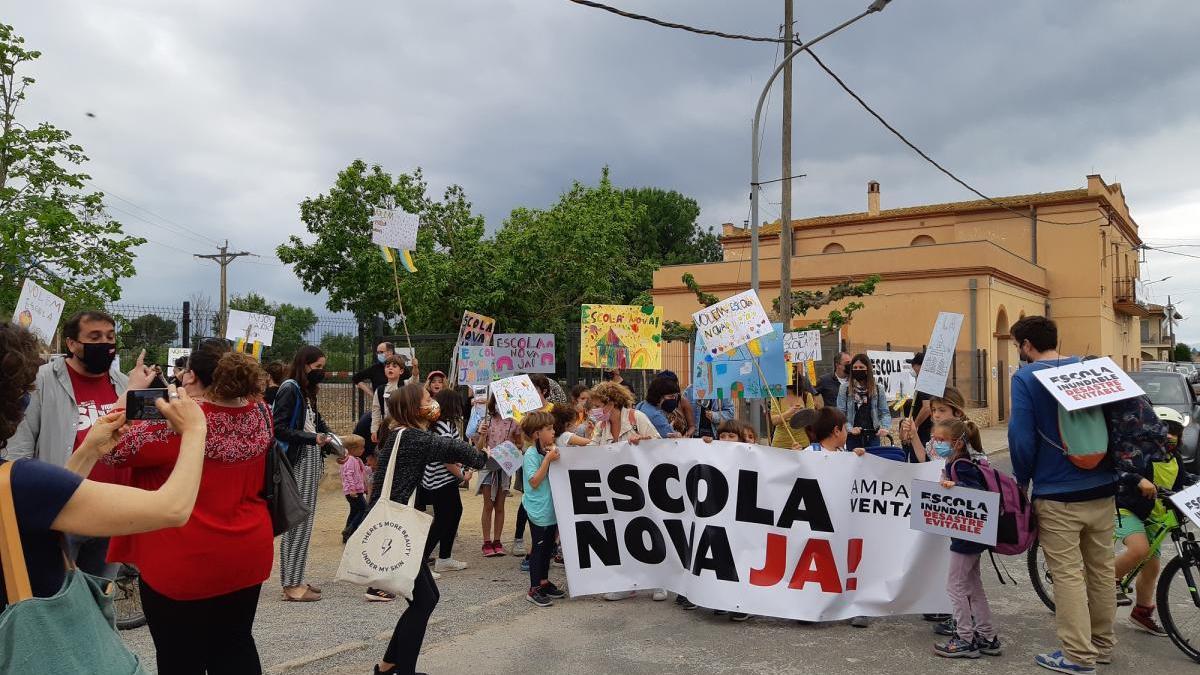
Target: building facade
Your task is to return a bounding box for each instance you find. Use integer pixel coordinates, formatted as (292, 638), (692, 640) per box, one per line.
(1141, 304), (1181, 362)
(652, 174), (1147, 425)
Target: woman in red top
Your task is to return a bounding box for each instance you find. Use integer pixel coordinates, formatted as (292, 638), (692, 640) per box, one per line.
(104, 338), (274, 674)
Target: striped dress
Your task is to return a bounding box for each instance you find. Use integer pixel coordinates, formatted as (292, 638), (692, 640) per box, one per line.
(422, 420), (462, 490)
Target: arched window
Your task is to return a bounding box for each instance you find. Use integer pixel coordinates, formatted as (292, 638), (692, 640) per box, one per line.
(822, 242), (845, 254)
(910, 235), (935, 246)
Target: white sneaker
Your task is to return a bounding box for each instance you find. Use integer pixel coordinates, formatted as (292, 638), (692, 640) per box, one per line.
(513, 539), (527, 556)
(434, 558), (468, 572)
(651, 589), (669, 601)
(603, 591), (637, 601)
(430, 570), (442, 580)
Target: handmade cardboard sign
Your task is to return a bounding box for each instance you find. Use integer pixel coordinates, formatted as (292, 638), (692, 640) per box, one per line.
(783, 330), (822, 364)
(580, 305), (662, 370)
(490, 374), (544, 420)
(914, 312), (963, 398)
(692, 290), (772, 356)
(867, 351), (916, 402)
(455, 311), (495, 347)
(370, 207), (420, 251)
(457, 346), (496, 385)
(910, 479), (998, 546)
(493, 333), (556, 374)
(12, 279), (66, 345)
(692, 323), (787, 400)
(1032, 357), (1145, 411)
(167, 347), (191, 369)
(1169, 483), (1200, 530)
(225, 310), (275, 346)
(489, 441), (524, 476)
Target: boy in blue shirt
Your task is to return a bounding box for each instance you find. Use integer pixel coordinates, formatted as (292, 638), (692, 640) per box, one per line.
(521, 411), (567, 607)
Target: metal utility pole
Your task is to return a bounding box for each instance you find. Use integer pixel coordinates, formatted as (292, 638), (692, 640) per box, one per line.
(779, 0), (795, 331)
(1168, 295), (1177, 360)
(194, 240), (251, 338)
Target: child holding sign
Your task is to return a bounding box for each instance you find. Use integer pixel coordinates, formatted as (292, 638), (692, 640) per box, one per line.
(520, 411), (567, 608)
(933, 418), (1001, 659)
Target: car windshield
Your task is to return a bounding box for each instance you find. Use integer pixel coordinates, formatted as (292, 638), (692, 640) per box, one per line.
(1131, 374), (1191, 405)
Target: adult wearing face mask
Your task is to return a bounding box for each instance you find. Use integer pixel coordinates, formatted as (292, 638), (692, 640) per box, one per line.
(835, 353), (893, 452)
(635, 377), (683, 439)
(816, 351), (851, 412)
(272, 345), (333, 602)
(5, 309), (157, 577)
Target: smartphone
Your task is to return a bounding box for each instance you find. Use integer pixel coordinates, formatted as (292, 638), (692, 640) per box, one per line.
(126, 388), (169, 421)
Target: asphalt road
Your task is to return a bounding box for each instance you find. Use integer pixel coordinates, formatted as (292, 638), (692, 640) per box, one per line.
(121, 432), (1200, 674)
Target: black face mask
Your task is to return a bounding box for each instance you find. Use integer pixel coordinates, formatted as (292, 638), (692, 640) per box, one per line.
(852, 370), (870, 382)
(76, 342), (116, 375)
(661, 398), (680, 413)
(307, 369), (326, 385)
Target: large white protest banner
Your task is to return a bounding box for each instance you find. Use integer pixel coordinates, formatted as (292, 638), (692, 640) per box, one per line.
(914, 312), (963, 397)
(910, 479), (999, 546)
(692, 290), (773, 356)
(12, 279), (66, 345)
(370, 207), (420, 251)
(1032, 357), (1145, 412)
(783, 330), (822, 364)
(549, 440), (951, 620)
(867, 350), (915, 402)
(493, 333), (556, 374)
(225, 310), (276, 346)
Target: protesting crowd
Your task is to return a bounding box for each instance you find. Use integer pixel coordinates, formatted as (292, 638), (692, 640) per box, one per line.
(0, 309), (1196, 675)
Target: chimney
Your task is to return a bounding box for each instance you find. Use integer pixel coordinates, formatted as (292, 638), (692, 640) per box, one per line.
(867, 181), (880, 217)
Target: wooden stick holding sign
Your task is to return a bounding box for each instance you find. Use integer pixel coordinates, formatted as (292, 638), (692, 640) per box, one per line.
(388, 254), (415, 355)
(747, 338), (798, 447)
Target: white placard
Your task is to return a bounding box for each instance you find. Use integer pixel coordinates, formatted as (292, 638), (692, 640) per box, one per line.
(489, 374), (543, 420)
(489, 441), (524, 476)
(1168, 483), (1200, 529)
(914, 312), (963, 397)
(909, 479), (999, 546)
(12, 279), (66, 345)
(167, 347), (191, 368)
(783, 330), (822, 363)
(867, 350), (916, 402)
(549, 439), (951, 620)
(1032, 357), (1146, 411)
(692, 290), (773, 356)
(370, 207), (420, 251)
(225, 309), (276, 346)
(493, 333), (556, 374)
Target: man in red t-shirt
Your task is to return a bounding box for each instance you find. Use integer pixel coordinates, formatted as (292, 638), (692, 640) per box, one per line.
(5, 309), (158, 574)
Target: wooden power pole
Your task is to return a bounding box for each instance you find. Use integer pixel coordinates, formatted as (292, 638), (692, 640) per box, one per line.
(194, 240), (251, 338)
(779, 0), (795, 329)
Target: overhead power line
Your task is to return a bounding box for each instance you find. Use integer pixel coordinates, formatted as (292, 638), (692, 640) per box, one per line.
(566, 0), (1113, 229)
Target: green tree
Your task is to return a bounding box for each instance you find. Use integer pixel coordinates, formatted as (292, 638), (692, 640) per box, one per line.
(1174, 342), (1192, 363)
(117, 314), (178, 365)
(0, 24), (144, 318)
(225, 293), (318, 363)
(319, 332), (358, 371)
(624, 187), (722, 268)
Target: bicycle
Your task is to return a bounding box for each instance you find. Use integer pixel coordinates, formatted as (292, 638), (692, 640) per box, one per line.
(1026, 488), (1200, 663)
(111, 563), (147, 630)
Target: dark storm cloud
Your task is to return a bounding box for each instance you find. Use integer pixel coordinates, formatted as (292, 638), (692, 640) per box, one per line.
(6, 1), (1199, 339)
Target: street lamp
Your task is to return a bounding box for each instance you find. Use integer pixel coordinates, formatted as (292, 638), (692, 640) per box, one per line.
(748, 0), (893, 434)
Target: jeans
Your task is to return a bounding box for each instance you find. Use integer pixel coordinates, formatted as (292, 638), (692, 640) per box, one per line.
(382, 564), (439, 672)
(528, 521), (558, 589)
(1035, 496), (1117, 666)
(420, 483), (464, 561)
(140, 580), (263, 675)
(947, 552), (995, 642)
(344, 493), (368, 535)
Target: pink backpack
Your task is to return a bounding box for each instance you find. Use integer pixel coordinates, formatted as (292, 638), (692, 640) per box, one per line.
(950, 458), (1037, 555)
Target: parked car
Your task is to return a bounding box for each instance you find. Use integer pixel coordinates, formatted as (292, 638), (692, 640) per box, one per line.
(1129, 370), (1200, 470)
(1142, 361), (1174, 373)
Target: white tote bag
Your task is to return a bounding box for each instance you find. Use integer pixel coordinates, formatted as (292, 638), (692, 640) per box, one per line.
(335, 429), (433, 599)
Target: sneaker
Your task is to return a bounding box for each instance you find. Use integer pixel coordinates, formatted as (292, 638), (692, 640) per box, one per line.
(1128, 606), (1167, 636)
(526, 588), (553, 608)
(520, 557), (531, 573)
(651, 589), (668, 601)
(1115, 584), (1132, 607)
(849, 616), (869, 628)
(679, 596), (698, 610)
(730, 612), (750, 622)
(603, 590), (637, 601)
(923, 613), (951, 622)
(365, 588), (396, 602)
(491, 541), (507, 557)
(434, 558), (468, 572)
(934, 617), (957, 636)
(540, 582), (568, 600)
(1035, 650), (1096, 674)
(513, 539), (527, 556)
(482, 542), (497, 557)
(934, 637), (980, 659)
(975, 635), (1002, 656)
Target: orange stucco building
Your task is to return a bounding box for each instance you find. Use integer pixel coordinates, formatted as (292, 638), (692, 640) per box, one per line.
(651, 175), (1147, 425)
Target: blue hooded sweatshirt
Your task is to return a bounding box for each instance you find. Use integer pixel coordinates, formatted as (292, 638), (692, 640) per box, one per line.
(1009, 357), (1117, 499)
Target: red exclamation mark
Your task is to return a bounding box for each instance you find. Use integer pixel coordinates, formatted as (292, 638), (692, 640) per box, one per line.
(845, 538), (863, 591)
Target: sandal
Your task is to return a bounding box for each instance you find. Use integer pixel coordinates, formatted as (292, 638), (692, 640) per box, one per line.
(282, 588), (322, 602)
(306, 584), (322, 594)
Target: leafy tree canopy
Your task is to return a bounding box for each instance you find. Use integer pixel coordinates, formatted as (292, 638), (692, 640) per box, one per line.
(225, 292), (318, 363)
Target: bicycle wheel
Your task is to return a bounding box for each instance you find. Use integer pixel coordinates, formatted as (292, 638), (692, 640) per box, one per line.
(1027, 537), (1056, 613)
(113, 566), (147, 631)
(1157, 554), (1200, 663)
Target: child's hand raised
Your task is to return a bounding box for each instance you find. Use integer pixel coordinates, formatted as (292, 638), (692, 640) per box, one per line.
(545, 446), (561, 462)
(941, 479), (955, 489)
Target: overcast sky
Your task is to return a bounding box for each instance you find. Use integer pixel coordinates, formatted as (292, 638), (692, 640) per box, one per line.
(9, 1), (1200, 345)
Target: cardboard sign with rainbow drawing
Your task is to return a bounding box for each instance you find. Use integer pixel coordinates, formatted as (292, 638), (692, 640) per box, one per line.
(493, 333), (556, 375)
(692, 322), (787, 400)
(490, 374), (544, 420)
(579, 305), (663, 370)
